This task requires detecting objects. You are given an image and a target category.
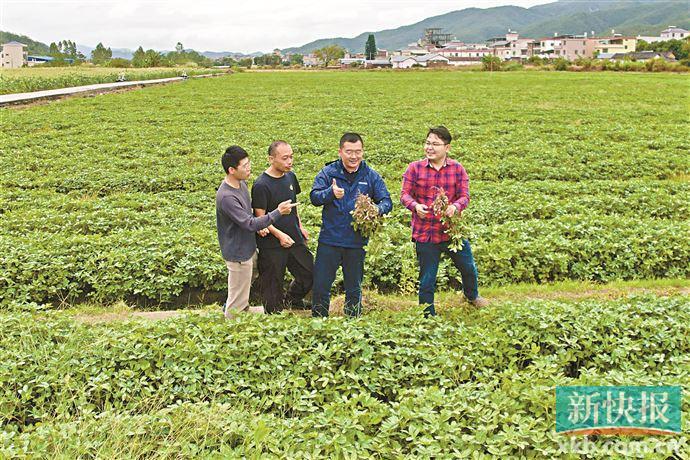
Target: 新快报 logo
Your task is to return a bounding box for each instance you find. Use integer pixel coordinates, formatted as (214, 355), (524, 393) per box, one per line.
(556, 386), (682, 435)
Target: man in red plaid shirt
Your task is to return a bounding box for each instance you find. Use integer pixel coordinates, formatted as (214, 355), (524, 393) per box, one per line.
(401, 126), (488, 316)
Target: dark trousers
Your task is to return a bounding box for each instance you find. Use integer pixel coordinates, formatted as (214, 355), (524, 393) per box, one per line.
(257, 244), (314, 314)
(311, 242), (365, 318)
(416, 239), (479, 316)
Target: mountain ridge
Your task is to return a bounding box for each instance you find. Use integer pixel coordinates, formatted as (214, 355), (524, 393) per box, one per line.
(282, 0), (689, 54)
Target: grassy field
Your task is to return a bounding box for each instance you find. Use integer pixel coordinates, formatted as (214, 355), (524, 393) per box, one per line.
(0, 66), (225, 94)
(0, 70), (688, 457)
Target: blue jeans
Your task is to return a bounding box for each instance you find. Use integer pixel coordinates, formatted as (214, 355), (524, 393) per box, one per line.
(416, 240), (479, 316)
(312, 242), (365, 317)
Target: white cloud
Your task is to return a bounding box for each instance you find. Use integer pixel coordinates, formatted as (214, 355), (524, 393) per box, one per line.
(1, 0), (550, 53)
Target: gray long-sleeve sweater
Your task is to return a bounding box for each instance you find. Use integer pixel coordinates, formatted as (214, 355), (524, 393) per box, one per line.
(216, 180), (281, 262)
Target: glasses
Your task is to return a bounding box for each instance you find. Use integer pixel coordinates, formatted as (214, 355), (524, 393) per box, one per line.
(424, 141), (447, 148)
(236, 160), (251, 170)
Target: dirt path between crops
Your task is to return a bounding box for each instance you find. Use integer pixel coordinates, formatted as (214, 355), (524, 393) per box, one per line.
(74, 285), (689, 324)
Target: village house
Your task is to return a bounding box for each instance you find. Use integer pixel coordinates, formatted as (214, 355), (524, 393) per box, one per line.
(390, 55), (417, 69)
(302, 54), (322, 67)
(339, 57), (365, 68)
(415, 53), (450, 67)
(1, 41), (28, 68)
(538, 36), (566, 57)
(638, 26), (688, 45)
(486, 31), (535, 61)
(438, 46), (492, 58)
(398, 45), (431, 57)
(594, 36), (637, 55)
(447, 56), (483, 66)
(600, 51), (676, 62)
(561, 35), (597, 60)
(365, 59), (392, 69)
(660, 26), (689, 40)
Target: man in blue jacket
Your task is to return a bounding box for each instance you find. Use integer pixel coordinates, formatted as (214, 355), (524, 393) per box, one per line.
(310, 132), (392, 317)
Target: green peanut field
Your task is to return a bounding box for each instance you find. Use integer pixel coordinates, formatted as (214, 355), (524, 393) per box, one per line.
(1, 70), (688, 458)
(0, 67), (225, 95)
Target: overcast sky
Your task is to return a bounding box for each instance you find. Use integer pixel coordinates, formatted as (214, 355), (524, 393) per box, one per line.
(1, 0), (552, 53)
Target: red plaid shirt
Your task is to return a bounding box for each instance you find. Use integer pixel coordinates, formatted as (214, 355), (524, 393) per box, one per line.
(401, 158), (470, 243)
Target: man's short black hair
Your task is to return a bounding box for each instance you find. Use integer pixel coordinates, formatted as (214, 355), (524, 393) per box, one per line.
(268, 140), (289, 157)
(222, 145), (249, 174)
(427, 126), (452, 145)
(339, 132), (364, 148)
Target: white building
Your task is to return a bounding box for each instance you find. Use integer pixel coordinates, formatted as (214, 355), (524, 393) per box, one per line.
(438, 47), (493, 58)
(487, 31), (536, 61)
(636, 35), (664, 44)
(302, 54), (322, 67)
(447, 57), (483, 67)
(661, 27), (689, 40)
(507, 38), (534, 59)
(1, 41), (28, 68)
(415, 53), (450, 66)
(390, 55), (418, 69)
(399, 45), (430, 57)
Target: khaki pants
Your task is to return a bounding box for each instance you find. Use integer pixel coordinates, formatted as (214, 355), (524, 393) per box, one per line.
(224, 253), (258, 319)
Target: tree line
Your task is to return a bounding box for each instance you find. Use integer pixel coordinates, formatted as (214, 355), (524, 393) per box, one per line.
(42, 40), (215, 68)
(35, 33), (383, 69)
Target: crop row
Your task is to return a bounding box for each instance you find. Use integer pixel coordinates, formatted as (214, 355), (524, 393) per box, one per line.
(1, 215), (687, 305)
(1, 144), (687, 191)
(0, 69), (225, 95)
(1, 295), (688, 458)
(2, 75), (688, 188)
(2, 180), (688, 237)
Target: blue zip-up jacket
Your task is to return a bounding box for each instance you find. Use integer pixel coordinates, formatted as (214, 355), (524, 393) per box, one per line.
(310, 159), (392, 248)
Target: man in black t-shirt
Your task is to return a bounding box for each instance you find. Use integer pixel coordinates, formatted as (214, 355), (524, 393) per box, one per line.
(251, 140), (314, 314)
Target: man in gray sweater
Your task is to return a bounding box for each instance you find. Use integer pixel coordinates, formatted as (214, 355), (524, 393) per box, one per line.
(216, 145), (297, 318)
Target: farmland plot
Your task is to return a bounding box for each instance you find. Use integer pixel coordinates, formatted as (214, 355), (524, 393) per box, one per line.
(0, 70), (688, 458)
(1, 71), (687, 306)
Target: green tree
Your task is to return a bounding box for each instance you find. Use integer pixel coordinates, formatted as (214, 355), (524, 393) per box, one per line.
(91, 42), (112, 65)
(314, 45), (345, 66)
(481, 54), (501, 71)
(636, 38), (689, 61)
(216, 56), (237, 66)
(238, 57), (253, 68)
(58, 40), (78, 59)
(49, 42), (61, 58)
(289, 53), (304, 65)
(254, 54), (280, 67)
(132, 46), (147, 67)
(365, 34), (377, 60)
(144, 49), (163, 67)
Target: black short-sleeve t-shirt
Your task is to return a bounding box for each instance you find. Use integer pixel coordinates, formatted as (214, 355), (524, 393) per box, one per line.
(251, 171), (303, 249)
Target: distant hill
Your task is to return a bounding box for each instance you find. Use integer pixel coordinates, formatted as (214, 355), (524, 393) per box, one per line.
(0, 31), (50, 55)
(282, 0), (690, 54)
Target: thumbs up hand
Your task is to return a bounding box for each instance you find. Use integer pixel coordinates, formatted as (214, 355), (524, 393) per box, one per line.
(332, 178), (344, 199)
